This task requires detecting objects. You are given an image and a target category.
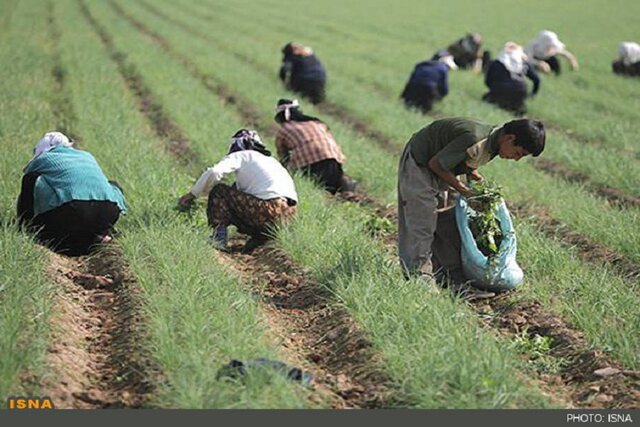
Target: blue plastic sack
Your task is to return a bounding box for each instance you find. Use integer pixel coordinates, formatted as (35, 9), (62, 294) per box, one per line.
(455, 196), (523, 291)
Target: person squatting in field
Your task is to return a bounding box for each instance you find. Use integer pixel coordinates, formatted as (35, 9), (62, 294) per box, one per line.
(178, 129), (298, 253)
(524, 30), (579, 75)
(274, 98), (357, 194)
(279, 42), (327, 104)
(432, 32), (491, 74)
(612, 42), (640, 77)
(400, 54), (457, 113)
(397, 118), (545, 298)
(17, 131), (126, 256)
(482, 42), (541, 115)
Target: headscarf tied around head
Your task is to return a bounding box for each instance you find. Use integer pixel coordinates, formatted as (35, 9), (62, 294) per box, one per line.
(228, 129), (271, 157)
(497, 42), (528, 79)
(529, 30), (565, 59)
(33, 131), (73, 160)
(275, 99), (300, 121)
(619, 42), (640, 66)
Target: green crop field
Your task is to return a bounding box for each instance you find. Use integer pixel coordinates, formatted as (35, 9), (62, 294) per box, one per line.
(0, 0), (638, 410)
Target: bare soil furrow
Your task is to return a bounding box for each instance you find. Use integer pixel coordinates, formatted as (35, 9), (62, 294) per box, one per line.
(220, 243), (394, 408)
(41, 249), (154, 408)
(39, 2), (155, 409)
(478, 297), (640, 408)
(84, 0), (639, 409)
(83, 0), (394, 408)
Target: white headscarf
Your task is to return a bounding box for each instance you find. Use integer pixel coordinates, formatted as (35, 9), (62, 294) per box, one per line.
(275, 99), (300, 121)
(526, 30), (566, 59)
(497, 42), (528, 78)
(32, 131), (73, 160)
(619, 42), (640, 65)
(438, 54), (459, 70)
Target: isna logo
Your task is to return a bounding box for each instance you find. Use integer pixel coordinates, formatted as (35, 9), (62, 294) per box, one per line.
(6, 396), (55, 409)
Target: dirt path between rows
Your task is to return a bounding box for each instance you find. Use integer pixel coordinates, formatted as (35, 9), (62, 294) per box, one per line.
(113, 0), (640, 408)
(41, 250), (153, 408)
(38, 2), (155, 408)
(85, 0), (395, 408)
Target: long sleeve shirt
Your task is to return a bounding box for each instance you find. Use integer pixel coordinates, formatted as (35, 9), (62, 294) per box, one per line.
(275, 120), (346, 168)
(190, 150), (298, 202)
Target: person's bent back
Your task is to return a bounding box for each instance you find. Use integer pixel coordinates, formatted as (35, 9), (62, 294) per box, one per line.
(613, 42), (640, 77)
(17, 132), (126, 255)
(273, 99), (355, 193)
(279, 42), (327, 104)
(401, 55), (455, 113)
(483, 42), (540, 115)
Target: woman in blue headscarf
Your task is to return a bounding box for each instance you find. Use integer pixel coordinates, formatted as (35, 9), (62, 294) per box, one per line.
(178, 129), (298, 252)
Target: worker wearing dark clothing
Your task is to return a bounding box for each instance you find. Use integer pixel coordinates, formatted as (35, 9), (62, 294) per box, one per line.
(482, 42), (540, 115)
(400, 57), (454, 113)
(279, 42), (327, 104)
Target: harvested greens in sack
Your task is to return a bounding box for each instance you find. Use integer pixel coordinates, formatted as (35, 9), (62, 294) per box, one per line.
(455, 183), (523, 291)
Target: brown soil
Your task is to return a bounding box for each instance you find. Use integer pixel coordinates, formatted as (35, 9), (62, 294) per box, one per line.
(40, 248), (154, 408)
(218, 240), (394, 408)
(476, 297), (640, 408)
(511, 202), (639, 280)
(533, 159), (640, 209)
(80, 1), (640, 408)
(79, 0), (198, 167)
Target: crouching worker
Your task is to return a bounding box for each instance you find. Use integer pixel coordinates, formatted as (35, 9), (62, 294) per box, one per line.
(401, 54), (456, 113)
(525, 30), (578, 75)
(17, 132), (127, 256)
(433, 32), (490, 74)
(274, 99), (356, 194)
(178, 129), (298, 253)
(279, 42), (327, 104)
(612, 42), (640, 77)
(482, 42), (540, 115)
(398, 118), (545, 299)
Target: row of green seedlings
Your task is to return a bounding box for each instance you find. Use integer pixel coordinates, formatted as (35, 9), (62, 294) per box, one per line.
(215, 0), (640, 156)
(108, 0), (640, 377)
(0, 0), (64, 401)
(81, 0), (563, 408)
(207, 0), (640, 196)
(125, 0), (633, 276)
(139, 0), (640, 265)
(13, 0), (317, 409)
(86, 0), (640, 410)
(84, 0), (393, 408)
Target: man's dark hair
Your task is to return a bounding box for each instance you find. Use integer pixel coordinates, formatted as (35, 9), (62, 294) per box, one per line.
(502, 119), (545, 157)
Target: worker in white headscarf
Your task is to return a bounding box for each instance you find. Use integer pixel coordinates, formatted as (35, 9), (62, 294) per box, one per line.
(524, 30), (578, 75)
(482, 42), (540, 115)
(612, 42), (640, 76)
(17, 131), (126, 255)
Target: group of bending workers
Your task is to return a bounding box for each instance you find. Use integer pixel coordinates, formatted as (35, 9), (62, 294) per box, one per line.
(17, 106), (545, 300)
(278, 35), (638, 116)
(402, 32), (640, 115)
(17, 100), (354, 256)
(401, 30), (579, 115)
